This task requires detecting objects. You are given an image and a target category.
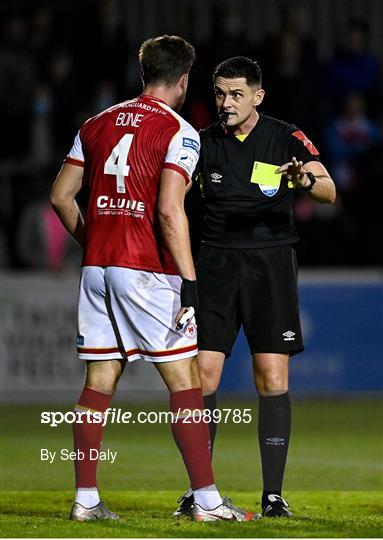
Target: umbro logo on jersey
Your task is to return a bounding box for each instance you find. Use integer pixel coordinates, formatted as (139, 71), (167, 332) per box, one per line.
(210, 172), (223, 183)
(283, 330), (295, 341)
(266, 437), (285, 446)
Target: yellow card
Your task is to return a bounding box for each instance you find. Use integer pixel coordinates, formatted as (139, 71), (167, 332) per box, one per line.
(250, 161), (281, 187)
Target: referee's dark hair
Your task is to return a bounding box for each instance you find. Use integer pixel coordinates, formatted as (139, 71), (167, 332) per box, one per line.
(139, 35), (195, 87)
(213, 56), (262, 87)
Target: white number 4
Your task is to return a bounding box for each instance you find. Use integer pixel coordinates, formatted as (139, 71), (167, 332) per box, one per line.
(104, 134), (134, 193)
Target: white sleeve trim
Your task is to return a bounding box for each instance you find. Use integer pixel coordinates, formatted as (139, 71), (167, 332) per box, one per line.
(164, 123), (200, 180)
(67, 131), (84, 162)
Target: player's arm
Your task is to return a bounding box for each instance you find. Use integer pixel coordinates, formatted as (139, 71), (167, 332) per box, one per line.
(50, 163), (85, 248)
(158, 169), (196, 280)
(278, 157), (336, 204)
(158, 169), (198, 326)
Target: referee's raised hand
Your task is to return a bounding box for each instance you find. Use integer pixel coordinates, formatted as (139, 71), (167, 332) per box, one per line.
(277, 156), (311, 189)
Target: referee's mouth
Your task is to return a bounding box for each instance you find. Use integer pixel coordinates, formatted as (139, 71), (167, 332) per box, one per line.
(219, 111), (236, 125)
(221, 111), (235, 117)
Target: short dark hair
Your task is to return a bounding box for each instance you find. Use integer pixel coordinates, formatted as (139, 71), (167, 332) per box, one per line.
(213, 56), (262, 87)
(139, 35), (195, 86)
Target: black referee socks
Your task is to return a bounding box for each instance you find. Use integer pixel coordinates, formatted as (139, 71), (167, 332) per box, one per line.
(258, 391), (291, 504)
(203, 392), (218, 456)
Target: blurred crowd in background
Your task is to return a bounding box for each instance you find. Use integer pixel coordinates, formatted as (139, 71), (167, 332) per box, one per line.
(1, 0), (382, 270)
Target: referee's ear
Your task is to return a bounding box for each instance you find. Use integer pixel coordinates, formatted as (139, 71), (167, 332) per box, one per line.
(253, 88), (265, 107)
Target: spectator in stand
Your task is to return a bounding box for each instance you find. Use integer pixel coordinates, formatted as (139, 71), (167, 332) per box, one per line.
(326, 18), (380, 109)
(323, 92), (381, 263)
(325, 92), (381, 193)
(258, 3), (320, 134)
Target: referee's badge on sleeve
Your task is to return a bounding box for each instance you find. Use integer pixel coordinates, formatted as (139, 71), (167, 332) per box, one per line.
(291, 130), (319, 155)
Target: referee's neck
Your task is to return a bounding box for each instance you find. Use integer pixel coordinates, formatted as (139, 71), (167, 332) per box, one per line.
(234, 110), (260, 136)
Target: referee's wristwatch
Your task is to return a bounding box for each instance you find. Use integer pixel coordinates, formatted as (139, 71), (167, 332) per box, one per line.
(300, 171), (316, 191)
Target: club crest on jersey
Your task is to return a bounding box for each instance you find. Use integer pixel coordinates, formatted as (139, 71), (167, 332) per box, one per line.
(259, 184), (279, 197)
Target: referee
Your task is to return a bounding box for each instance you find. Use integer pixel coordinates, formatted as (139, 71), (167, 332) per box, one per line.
(175, 56), (336, 518)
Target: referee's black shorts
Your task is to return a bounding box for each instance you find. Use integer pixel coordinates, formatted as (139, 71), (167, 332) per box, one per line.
(196, 244), (303, 357)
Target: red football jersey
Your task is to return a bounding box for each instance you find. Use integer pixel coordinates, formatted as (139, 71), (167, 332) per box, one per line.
(65, 94), (200, 274)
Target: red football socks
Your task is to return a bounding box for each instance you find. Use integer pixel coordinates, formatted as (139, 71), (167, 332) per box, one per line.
(73, 386), (214, 491)
(170, 388), (215, 490)
(73, 386), (112, 488)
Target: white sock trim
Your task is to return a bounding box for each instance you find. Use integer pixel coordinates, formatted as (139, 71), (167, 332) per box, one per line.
(75, 487), (100, 508)
(194, 483), (222, 510)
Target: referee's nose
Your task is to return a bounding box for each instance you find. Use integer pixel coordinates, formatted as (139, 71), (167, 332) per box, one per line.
(222, 94), (233, 110)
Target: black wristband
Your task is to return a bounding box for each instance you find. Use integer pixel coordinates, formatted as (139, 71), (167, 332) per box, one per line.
(300, 171), (317, 191)
(180, 279), (199, 310)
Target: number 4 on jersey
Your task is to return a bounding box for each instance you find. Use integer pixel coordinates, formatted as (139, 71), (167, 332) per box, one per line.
(104, 134), (134, 193)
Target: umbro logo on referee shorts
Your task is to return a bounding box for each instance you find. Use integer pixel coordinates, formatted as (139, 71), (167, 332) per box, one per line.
(282, 330), (295, 341)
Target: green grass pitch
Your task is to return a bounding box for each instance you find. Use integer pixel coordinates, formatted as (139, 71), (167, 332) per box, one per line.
(1, 398), (382, 537)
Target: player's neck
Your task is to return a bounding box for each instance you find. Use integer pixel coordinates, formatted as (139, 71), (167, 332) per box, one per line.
(231, 109), (259, 136)
(142, 85), (178, 110)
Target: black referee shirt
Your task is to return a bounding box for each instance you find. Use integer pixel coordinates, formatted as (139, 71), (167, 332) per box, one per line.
(193, 114), (321, 249)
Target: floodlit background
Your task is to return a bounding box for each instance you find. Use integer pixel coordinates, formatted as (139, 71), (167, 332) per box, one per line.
(0, 0), (382, 495)
(1, 0), (383, 269)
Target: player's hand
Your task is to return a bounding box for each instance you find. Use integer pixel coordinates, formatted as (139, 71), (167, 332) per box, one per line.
(277, 156), (311, 189)
(175, 279), (199, 330)
(175, 306), (195, 331)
